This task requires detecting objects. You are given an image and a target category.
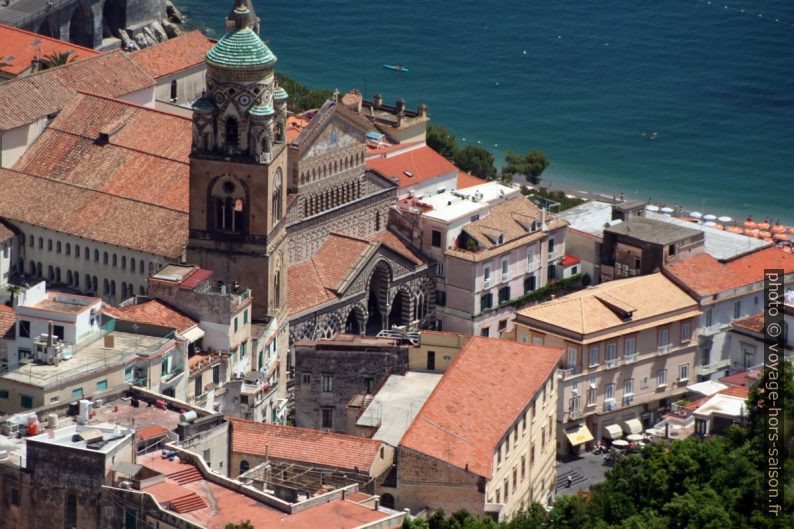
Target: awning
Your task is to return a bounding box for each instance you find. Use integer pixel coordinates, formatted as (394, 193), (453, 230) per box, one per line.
(602, 424), (624, 440)
(179, 325), (205, 343)
(623, 419), (643, 435)
(564, 423), (594, 447)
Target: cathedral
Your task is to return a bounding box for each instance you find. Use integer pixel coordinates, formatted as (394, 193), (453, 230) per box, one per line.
(186, 1), (434, 357)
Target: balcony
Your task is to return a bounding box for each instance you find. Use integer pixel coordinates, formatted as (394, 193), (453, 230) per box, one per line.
(527, 259), (541, 273)
(696, 358), (731, 376)
(568, 409), (583, 420)
(623, 395), (634, 406)
(560, 366), (581, 379)
(700, 323), (728, 338)
(657, 344), (671, 356)
(624, 354), (637, 365)
(605, 358), (620, 369)
(483, 278), (493, 289)
(603, 400), (617, 412)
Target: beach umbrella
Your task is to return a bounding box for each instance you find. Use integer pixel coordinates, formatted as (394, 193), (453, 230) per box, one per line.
(703, 214), (717, 221)
(690, 211), (703, 219)
(646, 205), (660, 212)
(718, 216), (732, 223)
(704, 221), (717, 227)
(660, 206), (674, 214)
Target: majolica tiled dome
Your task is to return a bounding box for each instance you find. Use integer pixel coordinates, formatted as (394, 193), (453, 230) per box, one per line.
(273, 86), (288, 101)
(206, 6), (276, 70)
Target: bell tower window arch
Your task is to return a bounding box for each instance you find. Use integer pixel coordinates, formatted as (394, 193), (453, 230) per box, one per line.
(272, 168), (283, 223)
(225, 117), (239, 149)
(210, 177), (249, 235)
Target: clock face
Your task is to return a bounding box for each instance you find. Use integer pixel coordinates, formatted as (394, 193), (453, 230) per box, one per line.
(238, 93), (252, 107)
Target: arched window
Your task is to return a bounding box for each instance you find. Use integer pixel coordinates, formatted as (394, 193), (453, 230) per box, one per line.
(103, 279), (109, 295)
(29, 261), (35, 275)
(272, 169), (282, 223)
(38, 237), (43, 249)
(112, 254), (117, 267)
(140, 259), (145, 274)
(92, 276), (98, 292)
(94, 249), (99, 262)
(103, 252), (109, 265)
(48, 239), (53, 251)
(56, 241), (62, 253)
(47, 266), (54, 281)
(73, 273), (79, 288)
(75, 245), (80, 258)
(131, 259), (136, 273)
(375, 210), (381, 231)
(55, 267), (61, 283)
(239, 460), (250, 474)
(85, 274), (91, 291)
(170, 79), (178, 101)
(65, 243), (70, 256)
(67, 271), (73, 285)
(273, 267), (281, 308)
(121, 283), (127, 299)
(36, 262), (42, 277)
(225, 118), (239, 149)
(212, 178), (246, 234)
(110, 281), (116, 297)
(121, 256), (126, 270)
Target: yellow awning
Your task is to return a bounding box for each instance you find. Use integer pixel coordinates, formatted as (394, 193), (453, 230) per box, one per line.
(564, 423), (594, 446)
(623, 418), (643, 435)
(603, 423), (624, 440)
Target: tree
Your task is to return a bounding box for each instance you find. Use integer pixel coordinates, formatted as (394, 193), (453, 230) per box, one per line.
(502, 150), (549, 185)
(225, 521), (254, 529)
(275, 73), (333, 112)
(41, 51), (76, 69)
(5, 284), (20, 308)
(455, 145), (497, 180)
(427, 124), (459, 162)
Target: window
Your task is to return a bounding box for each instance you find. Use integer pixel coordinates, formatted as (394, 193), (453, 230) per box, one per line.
(322, 374), (333, 393)
(541, 426), (546, 449)
(20, 395), (33, 409)
(9, 486), (20, 506)
(606, 342), (617, 367)
(532, 399), (536, 421)
(124, 366), (133, 382)
(239, 460), (250, 475)
(131, 259), (136, 273)
(571, 265), (578, 275)
(504, 477), (509, 502)
(480, 327), (490, 337)
(587, 387), (596, 407)
(18, 320), (30, 338)
(498, 286), (510, 304)
(71, 388), (83, 399)
(243, 309), (249, 325)
(240, 341), (247, 358)
(302, 373), (311, 384)
(480, 293), (493, 310)
(212, 365), (220, 384)
(365, 377), (375, 393)
(548, 264), (556, 281)
(679, 363), (689, 382)
(657, 369), (667, 387)
(112, 254), (117, 267)
(48, 239), (52, 252)
(681, 321), (691, 342)
(501, 258), (509, 281)
(427, 351), (435, 370)
(121, 256), (126, 270)
(705, 308), (713, 327)
(589, 345), (599, 367)
(431, 229), (441, 247)
(532, 336), (543, 345)
(76, 245), (81, 258)
(505, 433), (510, 455)
(496, 444), (502, 465)
(0, 390), (7, 399)
(668, 243), (676, 256)
(524, 275), (536, 294)
(195, 377), (203, 397)
(624, 378), (634, 404)
(103, 251), (108, 265)
(483, 264), (491, 285)
(530, 443), (535, 465)
(65, 492), (77, 529)
(96, 380), (107, 391)
(547, 238), (554, 254)
(53, 325), (64, 340)
(65, 243), (70, 256)
(658, 327), (669, 352)
(203, 449), (211, 466)
(234, 317), (238, 333)
(436, 290), (446, 306)
(733, 300), (741, 319)
(605, 383), (615, 402)
(170, 79), (178, 100)
(321, 408), (333, 428)
(495, 488), (500, 504)
(624, 337), (636, 360)
(566, 346), (578, 368)
(521, 456), (526, 480)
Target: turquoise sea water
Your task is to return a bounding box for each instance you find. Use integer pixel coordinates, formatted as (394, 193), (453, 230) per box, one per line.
(177, 0), (794, 223)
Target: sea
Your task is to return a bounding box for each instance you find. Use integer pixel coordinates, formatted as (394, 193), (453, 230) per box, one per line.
(174, 0), (794, 223)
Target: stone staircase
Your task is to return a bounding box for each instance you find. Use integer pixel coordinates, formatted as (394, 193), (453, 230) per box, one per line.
(555, 470), (587, 492)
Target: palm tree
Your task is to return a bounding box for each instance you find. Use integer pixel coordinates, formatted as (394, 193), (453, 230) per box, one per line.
(40, 51), (76, 70)
(5, 284), (20, 309)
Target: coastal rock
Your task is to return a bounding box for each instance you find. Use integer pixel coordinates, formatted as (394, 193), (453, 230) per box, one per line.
(166, 1), (185, 25)
(118, 29), (139, 52)
(162, 20), (182, 39)
(150, 21), (169, 43)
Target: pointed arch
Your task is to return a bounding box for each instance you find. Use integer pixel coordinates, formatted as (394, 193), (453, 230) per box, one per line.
(69, 3), (95, 48)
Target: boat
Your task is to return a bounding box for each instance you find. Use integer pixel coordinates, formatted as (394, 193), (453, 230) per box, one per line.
(383, 64), (409, 72)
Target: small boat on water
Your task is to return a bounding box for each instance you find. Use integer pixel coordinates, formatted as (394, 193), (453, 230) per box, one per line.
(383, 64), (409, 72)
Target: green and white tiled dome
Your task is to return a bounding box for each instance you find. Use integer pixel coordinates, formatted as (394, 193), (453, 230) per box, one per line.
(249, 104), (275, 117)
(273, 86), (288, 101)
(206, 7), (276, 70)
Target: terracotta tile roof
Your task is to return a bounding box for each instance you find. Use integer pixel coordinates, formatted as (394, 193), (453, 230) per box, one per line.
(276, 499), (393, 529)
(13, 93), (190, 212)
(516, 273), (699, 336)
(130, 30), (214, 78)
(366, 140), (423, 157)
(0, 23), (100, 76)
(136, 424), (170, 441)
(400, 337), (563, 478)
(719, 368), (762, 387)
(732, 312), (765, 334)
(457, 171), (488, 189)
(0, 168), (187, 258)
(367, 229), (425, 265)
(719, 385), (750, 398)
(366, 145), (458, 189)
(0, 305), (16, 340)
(0, 51), (154, 131)
(103, 300), (197, 334)
(0, 220), (14, 242)
(229, 418), (382, 472)
(664, 247), (794, 298)
(286, 114), (310, 143)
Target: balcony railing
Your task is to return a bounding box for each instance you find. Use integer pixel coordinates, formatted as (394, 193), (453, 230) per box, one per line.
(657, 344), (671, 356)
(700, 323), (728, 337)
(623, 395), (634, 406)
(483, 278), (493, 289)
(603, 400), (617, 412)
(696, 358), (731, 375)
(605, 358), (620, 369)
(561, 366), (582, 379)
(624, 354), (637, 365)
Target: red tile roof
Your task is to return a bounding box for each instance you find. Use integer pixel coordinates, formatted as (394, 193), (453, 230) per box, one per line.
(229, 418), (383, 473)
(130, 30), (214, 78)
(0, 51), (154, 131)
(367, 230), (424, 265)
(136, 424), (170, 441)
(664, 247), (794, 298)
(719, 385), (750, 398)
(276, 499), (393, 529)
(732, 312), (764, 334)
(0, 220), (14, 243)
(0, 168), (187, 258)
(103, 300), (197, 334)
(457, 171), (488, 189)
(367, 145), (458, 189)
(366, 140), (423, 157)
(286, 115), (310, 144)
(400, 336), (563, 478)
(13, 92), (191, 212)
(560, 254), (581, 267)
(719, 368), (762, 387)
(0, 305), (16, 340)
(0, 23), (100, 76)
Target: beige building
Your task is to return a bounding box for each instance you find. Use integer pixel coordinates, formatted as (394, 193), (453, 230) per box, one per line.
(397, 336), (562, 519)
(407, 330), (470, 372)
(514, 273), (700, 455)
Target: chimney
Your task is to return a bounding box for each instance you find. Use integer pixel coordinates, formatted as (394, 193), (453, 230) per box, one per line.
(47, 321), (54, 347)
(373, 93), (383, 109)
(395, 98), (406, 115)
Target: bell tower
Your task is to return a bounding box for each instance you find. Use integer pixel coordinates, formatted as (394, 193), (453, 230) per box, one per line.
(187, 0), (289, 323)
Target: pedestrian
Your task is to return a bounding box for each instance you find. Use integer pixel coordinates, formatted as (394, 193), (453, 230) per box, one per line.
(567, 474), (572, 488)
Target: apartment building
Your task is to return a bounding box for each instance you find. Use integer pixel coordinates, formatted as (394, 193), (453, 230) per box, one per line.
(663, 246), (794, 380)
(397, 337), (563, 519)
(514, 273), (700, 455)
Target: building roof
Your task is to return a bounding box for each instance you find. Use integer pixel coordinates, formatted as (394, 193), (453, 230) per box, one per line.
(130, 30), (214, 78)
(0, 168), (187, 258)
(516, 273), (699, 337)
(732, 312), (765, 334)
(229, 418), (382, 472)
(103, 300), (197, 334)
(367, 230), (424, 265)
(457, 171), (488, 189)
(0, 220), (14, 242)
(646, 211), (769, 260)
(12, 92), (191, 212)
(555, 200), (614, 238)
(286, 114), (310, 143)
(366, 145), (458, 189)
(560, 254), (581, 267)
(0, 51), (154, 131)
(206, 24), (276, 69)
(605, 217), (702, 245)
(663, 247), (794, 298)
(290, 101), (373, 151)
(0, 23), (100, 76)
(400, 336), (562, 478)
(0, 305), (16, 341)
(719, 368), (762, 387)
(693, 392), (748, 419)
